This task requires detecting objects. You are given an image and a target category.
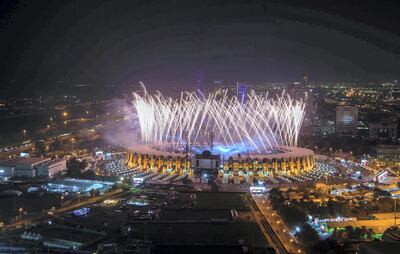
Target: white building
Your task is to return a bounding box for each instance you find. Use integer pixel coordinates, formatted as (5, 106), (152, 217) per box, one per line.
(0, 161), (15, 180)
(195, 150), (220, 170)
(0, 157), (66, 178)
(37, 158), (67, 177)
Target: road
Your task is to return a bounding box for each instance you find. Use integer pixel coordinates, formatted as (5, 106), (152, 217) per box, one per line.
(241, 194), (277, 252)
(252, 194), (304, 254)
(2, 188), (124, 232)
(246, 194), (290, 254)
(0, 110), (121, 160)
(0, 134), (70, 160)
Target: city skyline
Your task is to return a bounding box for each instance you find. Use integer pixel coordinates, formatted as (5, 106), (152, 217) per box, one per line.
(1, 1), (400, 254)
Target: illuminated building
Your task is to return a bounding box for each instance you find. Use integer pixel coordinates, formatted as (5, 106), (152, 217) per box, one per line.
(0, 157), (65, 178)
(126, 145), (192, 176)
(313, 119), (335, 136)
(335, 106), (358, 137)
(126, 84), (315, 180)
(126, 145), (315, 181)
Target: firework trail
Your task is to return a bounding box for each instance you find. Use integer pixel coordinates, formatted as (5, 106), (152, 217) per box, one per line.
(133, 83), (305, 154)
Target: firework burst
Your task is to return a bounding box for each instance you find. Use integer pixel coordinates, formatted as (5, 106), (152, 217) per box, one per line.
(133, 83), (305, 154)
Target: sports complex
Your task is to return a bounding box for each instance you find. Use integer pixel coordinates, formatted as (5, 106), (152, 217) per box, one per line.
(126, 84), (315, 183)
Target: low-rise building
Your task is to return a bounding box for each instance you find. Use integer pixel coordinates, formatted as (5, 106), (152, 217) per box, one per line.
(195, 150), (220, 170)
(313, 119), (335, 136)
(0, 157), (66, 178)
(37, 158), (67, 177)
(370, 122), (398, 142)
(0, 161), (15, 180)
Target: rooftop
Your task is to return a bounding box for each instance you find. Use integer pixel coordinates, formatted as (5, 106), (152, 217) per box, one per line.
(230, 146), (314, 160)
(0, 157), (51, 167)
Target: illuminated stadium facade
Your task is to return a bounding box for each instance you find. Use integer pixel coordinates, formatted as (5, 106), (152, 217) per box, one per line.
(126, 84), (315, 180)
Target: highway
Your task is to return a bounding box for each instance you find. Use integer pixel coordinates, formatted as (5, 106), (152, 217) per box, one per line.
(242, 194), (277, 252)
(252, 194), (304, 254)
(247, 194), (290, 254)
(260, 216), (289, 254)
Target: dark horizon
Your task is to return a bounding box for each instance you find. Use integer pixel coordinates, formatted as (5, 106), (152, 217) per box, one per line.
(1, 0), (400, 96)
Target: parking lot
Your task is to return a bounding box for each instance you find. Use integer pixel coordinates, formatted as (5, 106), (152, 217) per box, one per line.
(99, 158), (190, 185)
(12, 185), (269, 251)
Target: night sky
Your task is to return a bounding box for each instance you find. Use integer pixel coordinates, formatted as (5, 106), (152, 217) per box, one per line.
(1, 0), (400, 94)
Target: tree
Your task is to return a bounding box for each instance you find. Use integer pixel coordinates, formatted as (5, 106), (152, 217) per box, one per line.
(377, 197), (394, 212)
(297, 223), (319, 243)
(49, 138), (62, 152)
(353, 227), (363, 239)
(66, 158), (88, 178)
(34, 141), (46, 155)
(279, 206), (307, 228)
(82, 170), (96, 180)
(269, 188), (285, 210)
(373, 188), (391, 198)
(90, 188), (99, 197)
(311, 239), (345, 254)
(327, 199), (348, 217)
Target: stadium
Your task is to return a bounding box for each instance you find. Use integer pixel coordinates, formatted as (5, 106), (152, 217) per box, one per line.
(126, 84), (315, 182)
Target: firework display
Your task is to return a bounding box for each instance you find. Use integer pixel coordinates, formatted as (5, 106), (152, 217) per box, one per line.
(127, 84), (315, 179)
(133, 84), (305, 154)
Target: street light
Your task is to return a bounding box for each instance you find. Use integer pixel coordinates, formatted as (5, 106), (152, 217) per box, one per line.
(19, 208), (23, 220)
(395, 198), (397, 227)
